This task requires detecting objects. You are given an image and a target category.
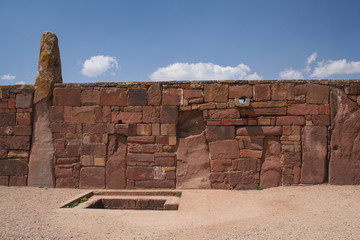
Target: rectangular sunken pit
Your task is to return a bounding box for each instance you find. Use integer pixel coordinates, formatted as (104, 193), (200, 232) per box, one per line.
(61, 190), (182, 211)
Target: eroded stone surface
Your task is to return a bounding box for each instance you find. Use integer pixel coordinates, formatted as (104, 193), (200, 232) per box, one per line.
(329, 88), (360, 184)
(106, 135), (127, 189)
(260, 137), (282, 188)
(177, 132), (211, 188)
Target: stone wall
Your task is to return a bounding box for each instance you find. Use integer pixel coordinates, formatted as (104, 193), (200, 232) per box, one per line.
(1, 80), (360, 189)
(0, 85), (33, 186)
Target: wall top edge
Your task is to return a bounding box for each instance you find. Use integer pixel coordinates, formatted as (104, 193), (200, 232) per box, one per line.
(0, 84), (34, 89)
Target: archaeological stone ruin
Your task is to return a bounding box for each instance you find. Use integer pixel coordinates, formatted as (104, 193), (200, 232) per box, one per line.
(0, 31), (359, 189)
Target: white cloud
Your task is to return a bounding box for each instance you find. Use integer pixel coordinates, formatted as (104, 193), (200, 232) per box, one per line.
(307, 52), (318, 65)
(1, 73), (16, 81)
(311, 59), (360, 78)
(149, 62), (262, 81)
(279, 68), (304, 79)
(15, 81), (25, 85)
(81, 55), (118, 77)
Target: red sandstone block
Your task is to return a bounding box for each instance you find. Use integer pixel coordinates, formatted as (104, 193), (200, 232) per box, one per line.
(127, 153), (154, 162)
(160, 124), (176, 136)
(253, 84), (270, 101)
(16, 94), (33, 108)
(271, 84), (294, 100)
(209, 140), (239, 159)
(205, 126), (235, 141)
(287, 104), (319, 115)
(9, 176), (27, 186)
(250, 101), (287, 108)
(66, 144), (81, 157)
(239, 149), (263, 158)
(126, 166), (154, 180)
(100, 88), (127, 106)
(0, 149), (7, 159)
(128, 136), (155, 144)
(127, 88), (147, 106)
(81, 90), (100, 105)
(189, 97), (203, 104)
(241, 137), (264, 150)
(136, 124), (152, 136)
(306, 85), (329, 104)
(0, 126), (13, 135)
(155, 157), (175, 167)
(344, 83), (360, 95)
(143, 106), (156, 123)
(204, 84), (229, 103)
(282, 126), (301, 136)
(295, 84), (307, 96)
(90, 143), (107, 156)
(55, 167), (73, 178)
(229, 85), (253, 98)
(160, 106), (178, 124)
(210, 172), (227, 183)
(283, 152), (301, 168)
(0, 112), (16, 126)
(221, 119), (247, 125)
(56, 177), (78, 188)
(236, 126), (282, 136)
(206, 120), (222, 125)
(7, 98), (15, 108)
(211, 182), (231, 190)
(166, 171), (176, 180)
(312, 115), (330, 126)
(16, 113), (31, 126)
(112, 111), (142, 124)
(147, 85), (162, 105)
(162, 88), (183, 106)
(141, 144), (162, 153)
(135, 180), (175, 188)
(72, 106), (95, 123)
(156, 136), (168, 144)
(183, 89), (202, 98)
(54, 88), (81, 106)
(56, 158), (79, 164)
(199, 103), (216, 110)
(79, 167), (105, 189)
(63, 106), (72, 122)
(49, 106), (64, 123)
(232, 158), (259, 171)
(82, 123), (107, 134)
(228, 171), (242, 187)
(0, 136), (30, 150)
(208, 109), (240, 119)
(276, 116), (305, 126)
(0, 159), (28, 176)
(0, 176), (9, 186)
(211, 159), (232, 172)
(240, 108), (287, 116)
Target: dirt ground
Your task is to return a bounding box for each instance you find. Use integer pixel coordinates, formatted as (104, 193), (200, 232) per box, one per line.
(0, 184), (359, 240)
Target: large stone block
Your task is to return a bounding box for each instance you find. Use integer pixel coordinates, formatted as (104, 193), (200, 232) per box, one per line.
(208, 109), (240, 119)
(142, 106), (156, 123)
(229, 85), (253, 98)
(81, 90), (100, 105)
(0, 136), (30, 150)
(253, 84), (271, 101)
(79, 167), (105, 189)
(287, 104), (319, 115)
(301, 126), (327, 184)
(83, 123), (107, 134)
(183, 89), (202, 98)
(160, 106), (178, 124)
(16, 94), (33, 108)
(0, 113), (16, 126)
(49, 106), (64, 123)
(54, 88), (80, 106)
(56, 178), (78, 188)
(127, 166), (154, 181)
(72, 106), (95, 123)
(147, 85), (162, 105)
(209, 140), (239, 159)
(307, 85), (329, 104)
(177, 110), (205, 138)
(260, 137), (282, 188)
(177, 132), (211, 188)
(236, 126), (282, 136)
(127, 88), (147, 106)
(112, 111), (142, 124)
(162, 88), (183, 106)
(9, 176), (27, 186)
(271, 84), (294, 100)
(276, 116), (305, 126)
(106, 135), (127, 189)
(204, 84), (229, 103)
(206, 126), (235, 141)
(329, 88), (360, 184)
(0, 159), (28, 176)
(100, 88), (127, 106)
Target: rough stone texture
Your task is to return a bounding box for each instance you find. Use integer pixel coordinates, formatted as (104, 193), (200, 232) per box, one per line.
(236, 126), (282, 136)
(307, 85), (329, 104)
(301, 126), (327, 184)
(127, 88), (147, 106)
(16, 94), (33, 108)
(0, 159), (28, 176)
(177, 132), (211, 188)
(209, 140), (240, 159)
(177, 110), (205, 138)
(28, 31), (61, 188)
(33, 31), (62, 104)
(160, 106), (178, 124)
(79, 167), (105, 189)
(260, 137), (282, 188)
(147, 85), (161, 105)
(329, 88), (360, 184)
(162, 88), (183, 106)
(206, 126), (235, 141)
(253, 84), (271, 101)
(0, 113), (16, 126)
(54, 88), (80, 106)
(204, 84), (229, 103)
(229, 85), (253, 98)
(100, 88), (127, 106)
(106, 135), (127, 189)
(271, 84), (294, 100)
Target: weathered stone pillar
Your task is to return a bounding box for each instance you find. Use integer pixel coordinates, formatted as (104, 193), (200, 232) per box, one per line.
(28, 31), (62, 187)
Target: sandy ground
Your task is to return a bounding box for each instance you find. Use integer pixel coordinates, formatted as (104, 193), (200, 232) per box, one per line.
(0, 184), (359, 240)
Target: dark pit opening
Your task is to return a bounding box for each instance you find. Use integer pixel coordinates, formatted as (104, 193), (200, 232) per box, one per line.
(87, 198), (177, 210)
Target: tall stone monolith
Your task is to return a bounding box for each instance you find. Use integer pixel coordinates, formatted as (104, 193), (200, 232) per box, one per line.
(28, 31), (62, 187)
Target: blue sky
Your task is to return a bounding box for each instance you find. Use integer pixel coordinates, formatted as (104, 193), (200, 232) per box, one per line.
(1, 0), (360, 85)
